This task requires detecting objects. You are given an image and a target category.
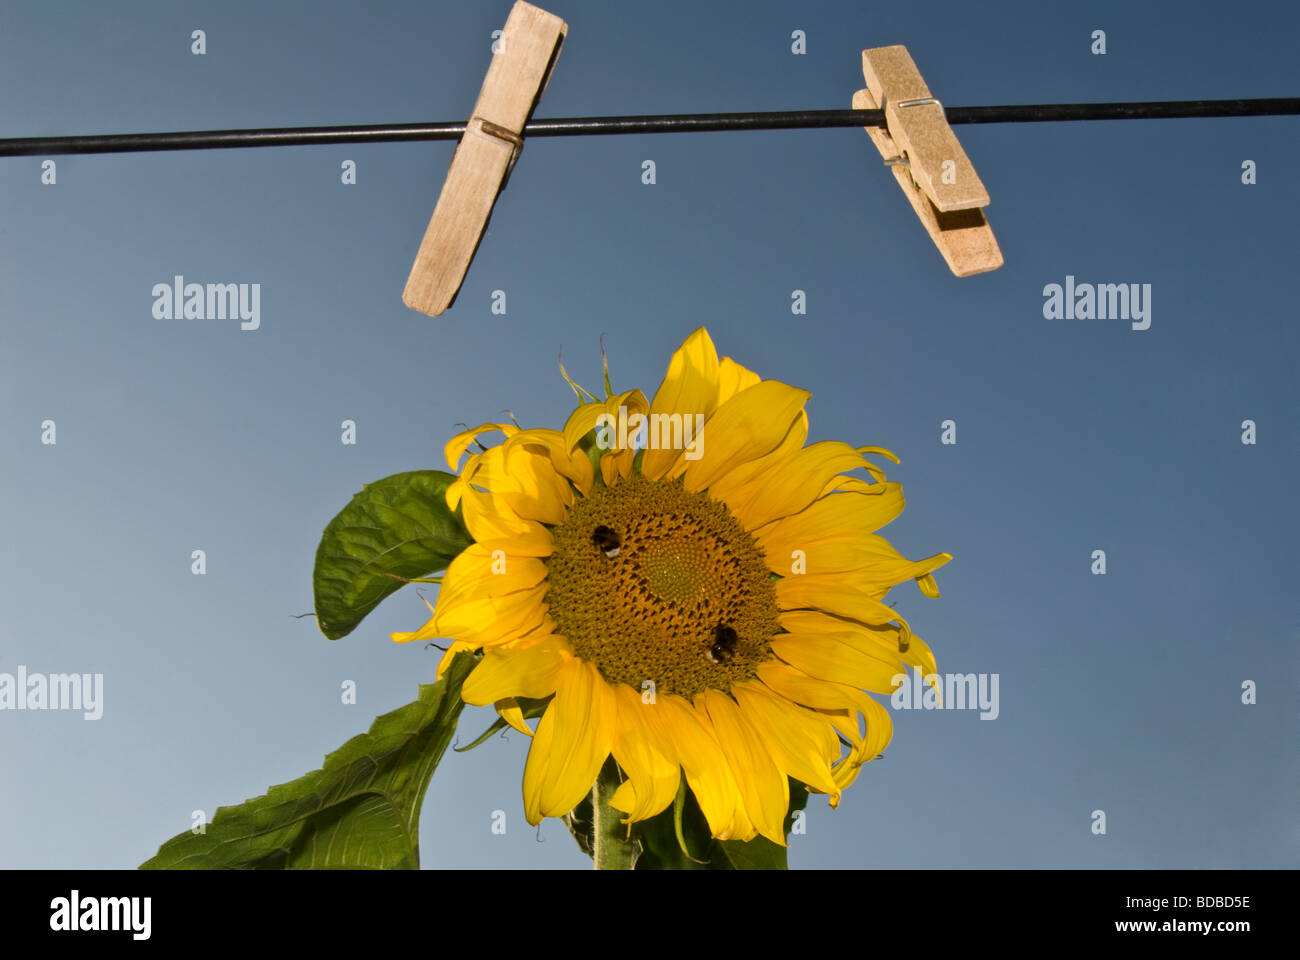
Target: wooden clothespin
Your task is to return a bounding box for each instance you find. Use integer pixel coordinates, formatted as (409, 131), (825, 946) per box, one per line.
(853, 45), (1003, 276)
(403, 1), (567, 316)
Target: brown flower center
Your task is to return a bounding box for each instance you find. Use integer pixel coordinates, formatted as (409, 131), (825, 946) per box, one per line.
(544, 473), (779, 699)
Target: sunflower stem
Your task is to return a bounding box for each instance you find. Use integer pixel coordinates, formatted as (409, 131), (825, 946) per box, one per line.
(592, 757), (638, 869)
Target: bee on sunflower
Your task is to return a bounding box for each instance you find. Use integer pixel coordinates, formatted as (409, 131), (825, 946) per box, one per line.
(392, 328), (950, 859)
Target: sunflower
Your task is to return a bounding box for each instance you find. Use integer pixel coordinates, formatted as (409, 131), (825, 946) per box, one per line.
(392, 328), (950, 846)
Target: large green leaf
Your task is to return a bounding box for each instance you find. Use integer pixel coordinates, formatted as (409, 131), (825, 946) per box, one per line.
(140, 652), (477, 869)
(313, 470), (472, 640)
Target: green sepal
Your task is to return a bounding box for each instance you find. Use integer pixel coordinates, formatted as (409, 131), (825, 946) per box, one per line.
(600, 334), (614, 398)
(558, 355), (600, 405)
(577, 430), (606, 486)
(562, 793), (595, 859)
(452, 696), (550, 752)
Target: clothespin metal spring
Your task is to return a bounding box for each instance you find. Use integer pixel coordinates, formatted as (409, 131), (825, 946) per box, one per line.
(474, 117), (525, 189)
(881, 97), (943, 188)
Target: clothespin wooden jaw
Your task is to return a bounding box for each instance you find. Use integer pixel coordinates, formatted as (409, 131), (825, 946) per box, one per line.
(403, 1), (567, 317)
(854, 45), (1002, 276)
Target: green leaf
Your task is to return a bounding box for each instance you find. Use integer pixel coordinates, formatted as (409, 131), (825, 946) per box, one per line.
(140, 652), (478, 870)
(313, 470), (472, 640)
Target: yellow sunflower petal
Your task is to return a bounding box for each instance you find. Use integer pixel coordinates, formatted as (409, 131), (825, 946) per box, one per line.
(716, 355), (761, 406)
(562, 401), (606, 454)
(832, 692), (893, 790)
(495, 698), (535, 737)
(455, 484), (553, 547)
(472, 531), (554, 559)
(642, 329), (720, 480)
(725, 441), (872, 530)
(608, 684), (681, 823)
(707, 411), (809, 510)
(678, 380), (811, 493)
(428, 583), (550, 648)
(462, 441), (571, 525)
(781, 562), (936, 609)
(419, 639), (476, 679)
(816, 446), (898, 490)
(775, 574), (904, 627)
(659, 694), (754, 841)
(916, 572), (942, 598)
(522, 659), (617, 823)
(858, 445), (901, 464)
(756, 660), (894, 791)
(504, 428), (593, 498)
(699, 689), (789, 845)
(462, 635), (571, 704)
(732, 680), (841, 800)
(433, 543), (547, 611)
(779, 532), (952, 585)
(821, 474), (880, 495)
(769, 631), (905, 696)
(600, 391), (648, 485)
(755, 484), (906, 563)
(780, 609), (939, 680)
(445, 422), (518, 472)
(390, 587), (437, 643)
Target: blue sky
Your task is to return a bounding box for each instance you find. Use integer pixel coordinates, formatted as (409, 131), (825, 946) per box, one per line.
(1, 0), (1296, 868)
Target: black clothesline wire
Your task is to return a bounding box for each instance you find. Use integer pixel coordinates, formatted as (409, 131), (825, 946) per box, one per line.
(0, 98), (1296, 157)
